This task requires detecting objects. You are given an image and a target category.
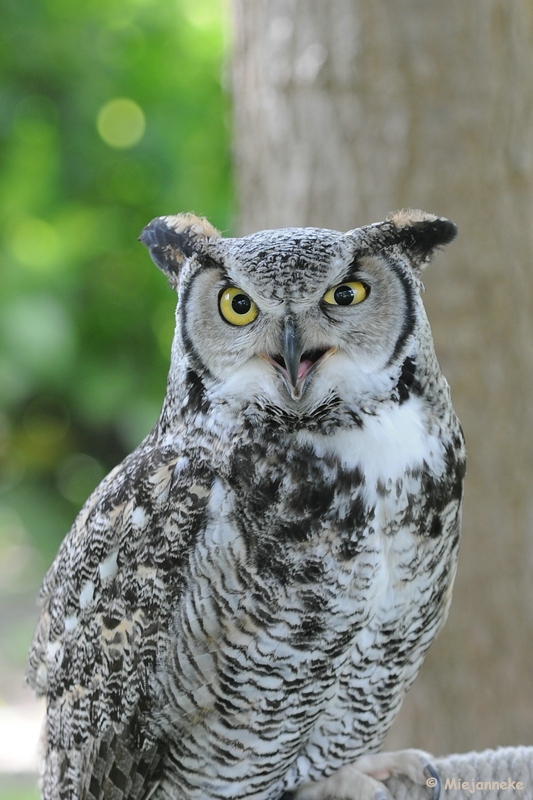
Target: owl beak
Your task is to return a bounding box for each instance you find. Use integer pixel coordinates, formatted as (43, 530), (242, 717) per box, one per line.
(259, 319), (337, 401)
(283, 317), (302, 395)
(280, 319), (337, 401)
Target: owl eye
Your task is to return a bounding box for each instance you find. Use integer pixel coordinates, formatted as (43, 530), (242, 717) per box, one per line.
(219, 287), (259, 326)
(323, 281), (368, 306)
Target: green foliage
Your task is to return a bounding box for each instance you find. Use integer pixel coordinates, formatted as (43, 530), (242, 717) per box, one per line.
(0, 776), (39, 800)
(0, 0), (232, 567)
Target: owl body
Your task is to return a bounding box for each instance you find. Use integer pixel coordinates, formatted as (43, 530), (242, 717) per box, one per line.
(28, 211), (465, 800)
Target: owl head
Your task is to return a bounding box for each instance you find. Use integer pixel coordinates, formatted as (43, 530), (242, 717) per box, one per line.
(140, 211), (456, 421)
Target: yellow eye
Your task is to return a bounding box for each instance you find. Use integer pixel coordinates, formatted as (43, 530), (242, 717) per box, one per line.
(323, 280), (368, 306)
(219, 287), (259, 326)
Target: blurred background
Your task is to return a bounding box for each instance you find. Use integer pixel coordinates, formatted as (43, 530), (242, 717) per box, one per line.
(0, 1), (231, 797)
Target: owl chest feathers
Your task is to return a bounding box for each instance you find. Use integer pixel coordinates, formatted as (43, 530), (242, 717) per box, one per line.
(156, 393), (462, 788)
(175, 394), (460, 669)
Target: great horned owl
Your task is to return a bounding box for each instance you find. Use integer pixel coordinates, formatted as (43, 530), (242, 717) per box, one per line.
(28, 210), (465, 800)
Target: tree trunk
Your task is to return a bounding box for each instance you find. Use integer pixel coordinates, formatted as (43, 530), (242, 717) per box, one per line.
(231, 0), (533, 754)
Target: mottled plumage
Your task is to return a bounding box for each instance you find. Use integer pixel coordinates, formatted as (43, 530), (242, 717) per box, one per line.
(28, 210), (465, 800)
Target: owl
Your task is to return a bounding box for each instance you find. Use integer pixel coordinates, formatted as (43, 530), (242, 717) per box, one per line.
(28, 210), (465, 800)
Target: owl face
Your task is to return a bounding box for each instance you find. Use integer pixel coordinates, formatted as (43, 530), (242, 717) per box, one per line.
(140, 211), (456, 415)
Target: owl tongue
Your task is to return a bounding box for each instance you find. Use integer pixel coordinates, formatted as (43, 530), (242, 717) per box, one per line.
(297, 358), (314, 380)
(295, 348), (331, 382)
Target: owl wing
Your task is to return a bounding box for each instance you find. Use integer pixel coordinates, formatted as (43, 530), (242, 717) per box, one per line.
(27, 431), (213, 800)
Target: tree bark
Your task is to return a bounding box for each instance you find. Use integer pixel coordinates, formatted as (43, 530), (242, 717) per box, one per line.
(231, 0), (533, 754)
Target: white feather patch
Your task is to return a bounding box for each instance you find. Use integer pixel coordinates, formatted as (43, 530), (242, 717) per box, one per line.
(298, 396), (444, 485)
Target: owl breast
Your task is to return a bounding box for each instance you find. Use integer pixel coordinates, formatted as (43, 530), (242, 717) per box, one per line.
(154, 395), (463, 799)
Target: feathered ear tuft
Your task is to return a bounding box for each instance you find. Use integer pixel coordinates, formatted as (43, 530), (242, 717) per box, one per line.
(139, 213), (221, 278)
(386, 209), (457, 269)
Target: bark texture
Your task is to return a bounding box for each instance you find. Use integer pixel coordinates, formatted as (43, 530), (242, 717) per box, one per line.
(232, 0), (533, 754)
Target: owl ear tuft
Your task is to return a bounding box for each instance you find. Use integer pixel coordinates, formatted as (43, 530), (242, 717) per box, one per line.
(386, 209), (457, 270)
(139, 213), (221, 279)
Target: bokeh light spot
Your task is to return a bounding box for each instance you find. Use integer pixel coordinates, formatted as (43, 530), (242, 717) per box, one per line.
(10, 217), (62, 273)
(2, 296), (76, 377)
(182, 0), (220, 29)
(97, 98), (146, 149)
